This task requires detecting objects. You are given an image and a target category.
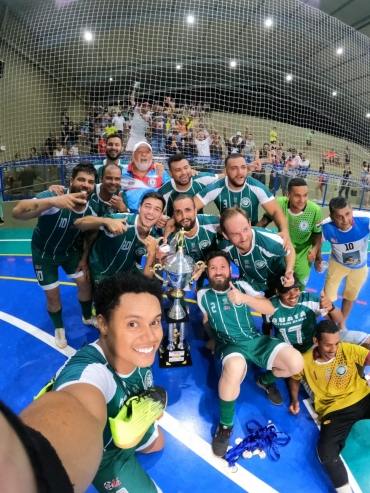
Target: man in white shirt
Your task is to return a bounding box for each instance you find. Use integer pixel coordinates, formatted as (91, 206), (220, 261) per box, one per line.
(126, 88), (150, 152)
(112, 112), (126, 139)
(298, 152), (310, 178)
(194, 130), (212, 157)
(282, 148), (301, 195)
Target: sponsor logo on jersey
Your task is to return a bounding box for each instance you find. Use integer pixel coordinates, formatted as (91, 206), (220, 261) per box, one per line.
(331, 238), (338, 243)
(299, 221), (309, 231)
(223, 305), (231, 310)
(148, 177), (158, 187)
(254, 260), (266, 269)
(120, 239), (133, 251)
(144, 370), (154, 389)
(241, 197), (251, 207)
(104, 478), (121, 490)
(335, 365), (347, 377)
(121, 179), (136, 187)
(135, 247), (146, 256)
(199, 240), (211, 249)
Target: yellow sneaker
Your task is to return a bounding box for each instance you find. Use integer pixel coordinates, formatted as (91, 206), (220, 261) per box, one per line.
(109, 386), (167, 449)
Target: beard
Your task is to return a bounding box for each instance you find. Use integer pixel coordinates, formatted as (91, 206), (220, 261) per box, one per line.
(134, 159), (151, 171)
(106, 149), (121, 160)
(228, 175), (246, 188)
(209, 276), (230, 292)
(175, 217), (196, 232)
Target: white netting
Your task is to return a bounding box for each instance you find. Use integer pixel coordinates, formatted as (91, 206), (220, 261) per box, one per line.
(1, 0), (370, 205)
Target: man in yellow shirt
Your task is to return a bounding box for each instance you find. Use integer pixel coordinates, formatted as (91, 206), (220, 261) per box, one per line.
(270, 126), (278, 144)
(105, 121), (117, 136)
(289, 320), (370, 493)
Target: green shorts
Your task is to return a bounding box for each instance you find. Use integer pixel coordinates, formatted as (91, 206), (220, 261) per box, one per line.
(93, 423), (161, 493)
(217, 335), (289, 371)
(294, 249), (313, 288)
(32, 247), (83, 290)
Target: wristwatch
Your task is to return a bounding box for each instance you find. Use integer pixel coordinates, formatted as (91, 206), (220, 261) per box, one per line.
(327, 304), (335, 313)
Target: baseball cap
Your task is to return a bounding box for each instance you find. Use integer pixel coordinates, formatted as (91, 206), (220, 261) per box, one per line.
(132, 141), (152, 153)
(275, 272), (301, 293)
(236, 131), (242, 136)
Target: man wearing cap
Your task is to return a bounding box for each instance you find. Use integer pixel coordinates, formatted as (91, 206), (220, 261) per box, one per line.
(121, 142), (171, 213)
(126, 87), (151, 152)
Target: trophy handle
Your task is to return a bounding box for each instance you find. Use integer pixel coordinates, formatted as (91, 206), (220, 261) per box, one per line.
(189, 261), (206, 284)
(151, 264), (168, 285)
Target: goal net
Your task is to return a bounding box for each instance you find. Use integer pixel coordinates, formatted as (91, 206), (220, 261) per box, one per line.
(1, 0), (370, 206)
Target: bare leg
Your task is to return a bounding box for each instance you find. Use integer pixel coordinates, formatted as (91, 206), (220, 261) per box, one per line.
(139, 427), (165, 454)
(45, 286), (62, 313)
(339, 298), (354, 331)
(271, 346), (304, 378)
(219, 355), (246, 401)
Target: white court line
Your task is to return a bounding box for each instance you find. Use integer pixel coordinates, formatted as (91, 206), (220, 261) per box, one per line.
(0, 239), (31, 241)
(303, 399), (363, 493)
(160, 412), (278, 493)
(0, 311), (76, 358)
(1, 310), (278, 493)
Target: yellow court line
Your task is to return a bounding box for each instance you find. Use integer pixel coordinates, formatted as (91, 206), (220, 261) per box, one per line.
(0, 275), (262, 316)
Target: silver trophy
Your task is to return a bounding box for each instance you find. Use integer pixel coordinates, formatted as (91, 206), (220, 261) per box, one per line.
(152, 229), (205, 365)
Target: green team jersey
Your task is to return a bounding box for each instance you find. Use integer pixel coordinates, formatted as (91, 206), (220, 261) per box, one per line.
(157, 173), (218, 216)
(274, 197), (322, 257)
(197, 279), (261, 343)
(89, 213), (159, 281)
(264, 291), (325, 353)
(196, 176), (273, 225)
(220, 228), (288, 292)
(31, 189), (99, 258)
(89, 183), (129, 216)
(167, 214), (219, 262)
(53, 342), (154, 459)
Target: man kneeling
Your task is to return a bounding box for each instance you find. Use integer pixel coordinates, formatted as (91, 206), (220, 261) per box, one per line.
(197, 251), (304, 457)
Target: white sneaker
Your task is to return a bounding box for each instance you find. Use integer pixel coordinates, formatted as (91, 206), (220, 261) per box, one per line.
(82, 316), (98, 328)
(55, 328), (67, 349)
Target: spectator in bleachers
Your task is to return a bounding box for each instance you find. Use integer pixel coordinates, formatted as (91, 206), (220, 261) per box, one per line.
(98, 134), (107, 155)
(104, 121), (117, 136)
(194, 130), (212, 158)
(177, 117), (187, 134)
(364, 168), (370, 208)
(29, 147), (39, 159)
(298, 152), (310, 178)
(209, 133), (224, 159)
(270, 126), (278, 145)
(44, 132), (57, 157)
(112, 111), (126, 139)
(53, 143), (67, 158)
(182, 134), (196, 155)
(167, 131), (183, 155)
(244, 133), (257, 163)
(344, 145), (351, 165)
(282, 148), (300, 195)
(79, 118), (89, 145)
(17, 165), (40, 195)
(126, 88), (151, 152)
(151, 115), (166, 154)
(229, 130), (243, 145)
(306, 130), (313, 147)
(338, 165), (352, 199)
(315, 166), (327, 201)
(253, 143), (271, 185)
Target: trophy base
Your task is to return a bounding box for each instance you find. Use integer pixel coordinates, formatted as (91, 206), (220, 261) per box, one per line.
(158, 336), (192, 368)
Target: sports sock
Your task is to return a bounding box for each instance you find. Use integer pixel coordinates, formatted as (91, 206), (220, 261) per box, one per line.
(336, 485), (352, 493)
(79, 299), (92, 320)
(47, 309), (63, 329)
(219, 398), (236, 427)
(260, 370), (277, 386)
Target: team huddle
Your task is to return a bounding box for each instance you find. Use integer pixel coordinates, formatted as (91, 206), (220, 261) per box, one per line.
(9, 134), (370, 493)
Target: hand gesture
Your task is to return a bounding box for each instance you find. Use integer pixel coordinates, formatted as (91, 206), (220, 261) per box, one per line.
(140, 235), (163, 256)
(52, 192), (88, 211)
(104, 217), (127, 236)
(163, 217), (176, 239)
(105, 191), (127, 212)
(154, 162), (164, 176)
(283, 270), (294, 287)
(156, 216), (168, 229)
(288, 400), (300, 415)
(307, 246), (317, 262)
(190, 168), (200, 176)
(191, 263), (206, 282)
(49, 184), (65, 196)
(247, 161), (262, 172)
(227, 282), (246, 305)
(319, 290), (332, 312)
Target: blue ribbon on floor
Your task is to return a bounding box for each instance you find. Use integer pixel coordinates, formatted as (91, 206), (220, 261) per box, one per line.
(223, 420), (291, 467)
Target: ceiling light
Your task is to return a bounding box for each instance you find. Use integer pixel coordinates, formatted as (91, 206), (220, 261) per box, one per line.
(84, 31), (93, 41)
(176, 64), (182, 70)
(366, 113), (370, 118)
(332, 91), (337, 96)
(230, 60), (237, 68)
(336, 47), (343, 55)
(109, 77), (113, 82)
(265, 18), (273, 27)
(187, 15), (195, 24)
(286, 74), (293, 82)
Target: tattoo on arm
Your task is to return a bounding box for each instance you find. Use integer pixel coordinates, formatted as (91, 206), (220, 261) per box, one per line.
(21, 203), (39, 214)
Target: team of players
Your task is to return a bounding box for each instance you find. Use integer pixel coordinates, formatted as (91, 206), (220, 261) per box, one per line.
(10, 137), (370, 493)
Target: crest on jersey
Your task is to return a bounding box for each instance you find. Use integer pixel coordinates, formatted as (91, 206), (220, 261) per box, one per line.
(136, 247), (146, 256)
(299, 221), (309, 231)
(254, 260), (266, 269)
(241, 197), (251, 207)
(144, 370), (154, 389)
(199, 240), (210, 249)
(335, 365), (347, 377)
(148, 177), (158, 187)
(103, 478), (121, 490)
(234, 259), (239, 266)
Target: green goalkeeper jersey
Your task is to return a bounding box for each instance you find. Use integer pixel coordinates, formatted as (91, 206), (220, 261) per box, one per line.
(157, 173), (218, 216)
(274, 197), (322, 257)
(167, 214), (219, 262)
(53, 342), (153, 458)
(197, 279), (261, 343)
(220, 228), (288, 292)
(196, 176), (273, 225)
(264, 291), (325, 353)
(89, 213), (159, 281)
(31, 189), (99, 258)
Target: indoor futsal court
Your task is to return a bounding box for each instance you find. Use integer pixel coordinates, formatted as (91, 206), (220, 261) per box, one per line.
(0, 230), (369, 493)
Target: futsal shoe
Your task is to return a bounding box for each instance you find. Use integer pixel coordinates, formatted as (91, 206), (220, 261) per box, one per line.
(256, 376), (283, 406)
(109, 386), (167, 449)
(82, 316), (98, 328)
(212, 423), (233, 457)
(55, 328), (67, 349)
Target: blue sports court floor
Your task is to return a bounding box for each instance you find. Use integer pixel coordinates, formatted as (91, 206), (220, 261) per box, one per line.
(0, 229), (369, 493)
